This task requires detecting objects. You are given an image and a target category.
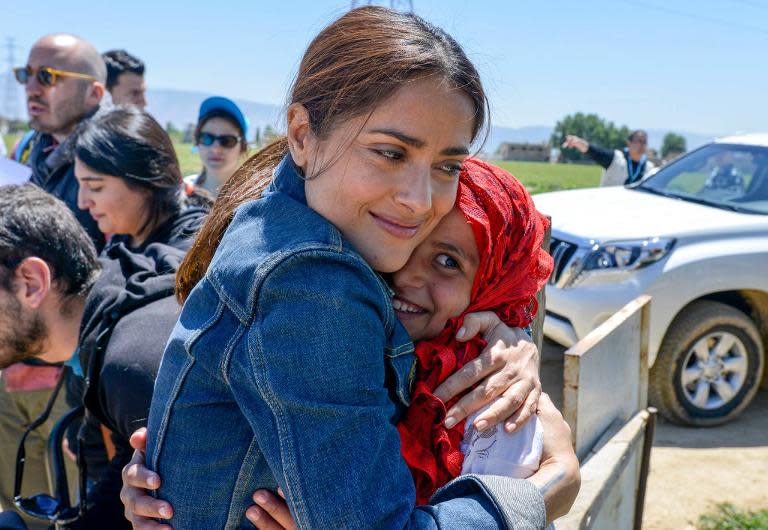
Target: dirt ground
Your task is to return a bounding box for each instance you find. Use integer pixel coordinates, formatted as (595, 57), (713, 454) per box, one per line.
(540, 339), (768, 530)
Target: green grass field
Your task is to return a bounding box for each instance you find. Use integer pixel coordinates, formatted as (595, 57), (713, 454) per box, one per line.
(4, 134), (602, 194)
(2, 134), (16, 157)
(491, 159), (601, 194)
(173, 141), (202, 177)
(2, 134), (204, 176)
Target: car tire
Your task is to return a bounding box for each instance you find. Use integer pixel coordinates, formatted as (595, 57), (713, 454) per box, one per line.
(649, 300), (764, 426)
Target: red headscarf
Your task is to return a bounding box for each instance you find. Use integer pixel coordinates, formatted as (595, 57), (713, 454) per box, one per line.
(396, 158), (554, 505)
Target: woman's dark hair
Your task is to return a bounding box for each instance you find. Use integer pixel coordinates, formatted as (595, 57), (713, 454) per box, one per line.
(194, 110), (248, 155)
(75, 106), (185, 237)
(177, 6), (489, 302)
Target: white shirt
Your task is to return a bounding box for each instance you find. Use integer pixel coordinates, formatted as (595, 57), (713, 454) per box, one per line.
(461, 405), (544, 478)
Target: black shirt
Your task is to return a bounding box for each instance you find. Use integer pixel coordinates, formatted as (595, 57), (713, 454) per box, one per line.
(64, 207), (206, 528)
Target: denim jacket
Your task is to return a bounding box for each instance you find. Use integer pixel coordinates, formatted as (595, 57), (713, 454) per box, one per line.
(146, 155), (546, 529)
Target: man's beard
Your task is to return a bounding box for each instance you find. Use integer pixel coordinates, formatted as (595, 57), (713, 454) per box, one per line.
(0, 295), (48, 370)
(28, 93), (88, 137)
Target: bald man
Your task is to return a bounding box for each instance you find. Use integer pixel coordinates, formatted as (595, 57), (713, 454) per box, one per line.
(17, 34), (107, 251)
(2, 34), (106, 529)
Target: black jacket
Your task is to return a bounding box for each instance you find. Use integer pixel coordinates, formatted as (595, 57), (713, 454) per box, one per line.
(28, 126), (106, 253)
(107, 204), (209, 254)
(65, 207), (206, 529)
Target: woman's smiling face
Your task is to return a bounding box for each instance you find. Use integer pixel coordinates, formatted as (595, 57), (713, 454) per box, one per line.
(391, 207), (479, 341)
(300, 77), (476, 273)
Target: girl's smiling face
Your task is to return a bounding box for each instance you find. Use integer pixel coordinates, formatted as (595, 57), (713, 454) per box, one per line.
(391, 207), (479, 341)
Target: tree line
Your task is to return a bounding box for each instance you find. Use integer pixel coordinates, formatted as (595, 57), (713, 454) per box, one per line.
(551, 112), (687, 161)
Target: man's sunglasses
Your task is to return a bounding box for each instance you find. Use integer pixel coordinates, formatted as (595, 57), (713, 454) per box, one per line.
(14, 372), (87, 524)
(13, 65), (97, 87)
(198, 132), (241, 149)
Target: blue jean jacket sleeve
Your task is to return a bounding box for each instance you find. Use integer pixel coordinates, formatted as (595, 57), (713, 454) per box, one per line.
(230, 250), (533, 529)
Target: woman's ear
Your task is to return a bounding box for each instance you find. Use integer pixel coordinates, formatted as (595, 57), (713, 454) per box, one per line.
(286, 103), (313, 170)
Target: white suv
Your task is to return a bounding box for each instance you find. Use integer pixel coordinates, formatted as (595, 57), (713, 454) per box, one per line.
(534, 134), (768, 426)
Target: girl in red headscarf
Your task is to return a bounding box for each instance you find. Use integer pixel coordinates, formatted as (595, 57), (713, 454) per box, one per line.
(394, 157), (554, 505)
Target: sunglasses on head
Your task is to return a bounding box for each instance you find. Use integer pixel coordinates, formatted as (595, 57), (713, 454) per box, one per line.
(198, 132), (241, 149)
(14, 373), (87, 524)
(14, 65), (97, 88)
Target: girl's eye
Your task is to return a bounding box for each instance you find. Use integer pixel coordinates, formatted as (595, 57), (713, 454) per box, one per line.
(435, 253), (460, 270)
(88, 187), (103, 193)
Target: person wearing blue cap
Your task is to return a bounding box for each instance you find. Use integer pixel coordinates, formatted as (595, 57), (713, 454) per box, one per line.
(183, 96), (249, 196)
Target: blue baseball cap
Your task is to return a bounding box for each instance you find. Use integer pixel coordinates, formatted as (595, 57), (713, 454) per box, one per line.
(198, 96), (249, 140)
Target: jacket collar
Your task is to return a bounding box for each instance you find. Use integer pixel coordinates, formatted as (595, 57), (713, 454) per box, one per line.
(271, 154), (307, 206)
(30, 105), (101, 182)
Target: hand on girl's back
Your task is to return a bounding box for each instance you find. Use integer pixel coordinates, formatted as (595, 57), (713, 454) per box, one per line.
(120, 428), (173, 530)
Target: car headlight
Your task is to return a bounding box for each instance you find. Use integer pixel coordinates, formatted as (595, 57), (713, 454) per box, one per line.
(582, 237), (676, 272)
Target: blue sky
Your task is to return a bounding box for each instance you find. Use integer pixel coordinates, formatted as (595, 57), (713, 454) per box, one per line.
(3, 0), (767, 134)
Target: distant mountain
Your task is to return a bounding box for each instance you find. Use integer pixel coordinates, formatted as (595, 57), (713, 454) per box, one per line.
(146, 88), (282, 139)
(145, 88), (717, 153)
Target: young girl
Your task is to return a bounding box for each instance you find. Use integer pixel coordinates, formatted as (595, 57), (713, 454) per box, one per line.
(393, 157), (553, 504)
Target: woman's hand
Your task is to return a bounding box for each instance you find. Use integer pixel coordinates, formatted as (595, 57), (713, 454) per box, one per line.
(246, 488), (297, 529)
(527, 393), (581, 524)
(120, 427), (174, 530)
(433, 311), (541, 433)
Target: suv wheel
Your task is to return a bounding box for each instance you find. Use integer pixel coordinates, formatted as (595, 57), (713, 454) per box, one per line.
(649, 300), (765, 426)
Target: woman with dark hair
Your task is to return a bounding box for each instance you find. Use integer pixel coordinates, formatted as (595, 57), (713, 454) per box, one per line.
(130, 7), (577, 529)
(67, 107), (210, 528)
(74, 106), (210, 252)
(183, 96), (249, 196)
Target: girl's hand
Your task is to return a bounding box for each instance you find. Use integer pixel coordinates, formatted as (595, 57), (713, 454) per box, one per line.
(120, 427), (174, 530)
(246, 488), (297, 529)
(433, 311), (541, 433)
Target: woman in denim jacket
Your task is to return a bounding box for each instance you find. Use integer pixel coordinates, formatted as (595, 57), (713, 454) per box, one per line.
(142, 8), (574, 529)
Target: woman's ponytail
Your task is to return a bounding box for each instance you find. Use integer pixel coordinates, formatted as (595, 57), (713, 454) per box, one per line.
(176, 137), (289, 303)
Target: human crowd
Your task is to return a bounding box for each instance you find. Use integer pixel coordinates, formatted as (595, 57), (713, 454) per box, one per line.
(1, 7), (582, 530)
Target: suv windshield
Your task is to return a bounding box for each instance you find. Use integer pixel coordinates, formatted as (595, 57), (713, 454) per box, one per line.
(637, 143), (768, 215)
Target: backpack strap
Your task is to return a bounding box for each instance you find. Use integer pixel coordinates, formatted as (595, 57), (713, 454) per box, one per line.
(13, 130), (37, 164)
